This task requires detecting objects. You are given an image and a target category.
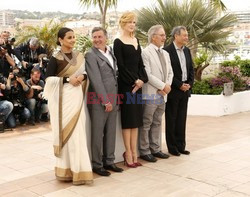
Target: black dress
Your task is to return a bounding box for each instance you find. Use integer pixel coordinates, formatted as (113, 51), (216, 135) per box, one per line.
(113, 38), (148, 129)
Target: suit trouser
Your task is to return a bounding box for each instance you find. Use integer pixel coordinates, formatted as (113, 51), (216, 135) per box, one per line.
(88, 107), (117, 169)
(139, 100), (165, 156)
(165, 92), (189, 152)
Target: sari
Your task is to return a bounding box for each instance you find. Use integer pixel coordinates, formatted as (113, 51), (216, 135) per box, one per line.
(43, 51), (93, 185)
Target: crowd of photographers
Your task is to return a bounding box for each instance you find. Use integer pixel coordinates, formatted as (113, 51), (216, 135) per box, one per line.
(0, 30), (49, 132)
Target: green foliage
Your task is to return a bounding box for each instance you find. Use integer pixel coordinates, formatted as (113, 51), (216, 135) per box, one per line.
(221, 56), (250, 77)
(240, 60), (250, 77)
(193, 52), (209, 69)
(192, 80), (223, 95)
(75, 34), (92, 54)
(210, 0), (227, 12)
(137, 0), (237, 56)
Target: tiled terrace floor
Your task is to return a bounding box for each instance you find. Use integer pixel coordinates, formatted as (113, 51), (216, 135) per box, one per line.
(0, 112), (250, 196)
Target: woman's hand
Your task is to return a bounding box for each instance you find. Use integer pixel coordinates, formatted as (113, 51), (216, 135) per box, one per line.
(132, 79), (144, 94)
(76, 75), (84, 83)
(69, 76), (81, 86)
(135, 79), (144, 88)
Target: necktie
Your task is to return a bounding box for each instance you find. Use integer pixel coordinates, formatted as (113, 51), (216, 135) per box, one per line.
(157, 49), (167, 81)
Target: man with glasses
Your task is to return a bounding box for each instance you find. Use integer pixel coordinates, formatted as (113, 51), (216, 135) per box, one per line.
(164, 26), (194, 156)
(139, 25), (173, 162)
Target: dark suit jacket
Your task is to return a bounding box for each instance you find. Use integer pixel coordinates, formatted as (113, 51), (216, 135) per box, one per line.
(164, 42), (194, 98)
(85, 47), (118, 110)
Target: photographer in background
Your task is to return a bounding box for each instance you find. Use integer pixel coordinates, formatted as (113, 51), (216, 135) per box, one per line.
(26, 68), (48, 125)
(15, 37), (47, 79)
(0, 31), (22, 62)
(0, 73), (13, 132)
(5, 69), (31, 128)
(32, 54), (49, 81)
(0, 38), (15, 78)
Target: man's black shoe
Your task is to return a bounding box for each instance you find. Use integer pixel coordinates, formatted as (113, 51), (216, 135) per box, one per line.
(93, 167), (111, 176)
(104, 164), (123, 172)
(152, 151), (169, 159)
(169, 150), (181, 156)
(179, 150), (190, 155)
(140, 154), (157, 162)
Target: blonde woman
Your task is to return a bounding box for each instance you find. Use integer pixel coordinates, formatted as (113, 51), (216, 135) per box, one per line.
(113, 12), (148, 167)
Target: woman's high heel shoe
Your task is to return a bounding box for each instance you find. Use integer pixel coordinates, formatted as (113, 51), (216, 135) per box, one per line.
(123, 152), (137, 168)
(134, 162), (142, 167)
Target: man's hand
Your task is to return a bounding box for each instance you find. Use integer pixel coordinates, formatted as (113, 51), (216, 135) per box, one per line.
(31, 85), (43, 90)
(105, 102), (113, 112)
(38, 92), (43, 99)
(180, 83), (190, 92)
(22, 61), (28, 69)
(163, 84), (171, 94)
(16, 76), (24, 84)
(157, 90), (167, 96)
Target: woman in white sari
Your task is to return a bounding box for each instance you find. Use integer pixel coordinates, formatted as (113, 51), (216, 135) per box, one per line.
(43, 27), (93, 185)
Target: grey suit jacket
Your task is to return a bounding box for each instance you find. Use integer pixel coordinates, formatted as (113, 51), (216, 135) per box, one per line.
(142, 44), (173, 102)
(85, 47), (118, 110)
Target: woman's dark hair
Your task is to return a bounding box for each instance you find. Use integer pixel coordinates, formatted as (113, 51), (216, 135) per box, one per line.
(56, 27), (74, 46)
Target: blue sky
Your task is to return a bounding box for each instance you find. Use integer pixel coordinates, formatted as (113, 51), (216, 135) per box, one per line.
(1, 0), (249, 14)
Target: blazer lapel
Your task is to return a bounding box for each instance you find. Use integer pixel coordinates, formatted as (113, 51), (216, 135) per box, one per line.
(109, 47), (118, 77)
(148, 44), (164, 76)
(169, 43), (182, 73)
(183, 47), (190, 74)
(93, 47), (114, 70)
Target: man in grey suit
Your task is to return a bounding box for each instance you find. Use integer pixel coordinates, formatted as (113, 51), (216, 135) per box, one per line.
(85, 27), (123, 176)
(139, 25), (173, 162)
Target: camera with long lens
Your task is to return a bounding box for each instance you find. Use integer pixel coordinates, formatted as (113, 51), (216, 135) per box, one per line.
(11, 88), (24, 114)
(13, 69), (23, 78)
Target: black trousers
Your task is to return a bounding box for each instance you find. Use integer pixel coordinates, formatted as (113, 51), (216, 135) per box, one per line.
(165, 92), (189, 152)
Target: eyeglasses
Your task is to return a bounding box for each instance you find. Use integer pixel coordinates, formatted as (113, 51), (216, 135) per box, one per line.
(1, 31), (10, 34)
(154, 34), (166, 37)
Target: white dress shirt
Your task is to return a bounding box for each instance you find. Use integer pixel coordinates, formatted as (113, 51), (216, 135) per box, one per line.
(173, 42), (187, 81)
(98, 46), (114, 69)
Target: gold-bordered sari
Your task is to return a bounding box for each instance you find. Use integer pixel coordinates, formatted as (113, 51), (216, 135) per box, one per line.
(44, 51), (93, 185)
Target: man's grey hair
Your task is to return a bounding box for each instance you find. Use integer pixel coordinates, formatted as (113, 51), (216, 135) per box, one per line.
(91, 27), (108, 38)
(29, 37), (39, 47)
(171, 26), (187, 39)
(147, 25), (164, 44)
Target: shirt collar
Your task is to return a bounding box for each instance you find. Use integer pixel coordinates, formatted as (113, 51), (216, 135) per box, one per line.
(173, 41), (184, 51)
(98, 46), (111, 55)
(149, 43), (163, 52)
